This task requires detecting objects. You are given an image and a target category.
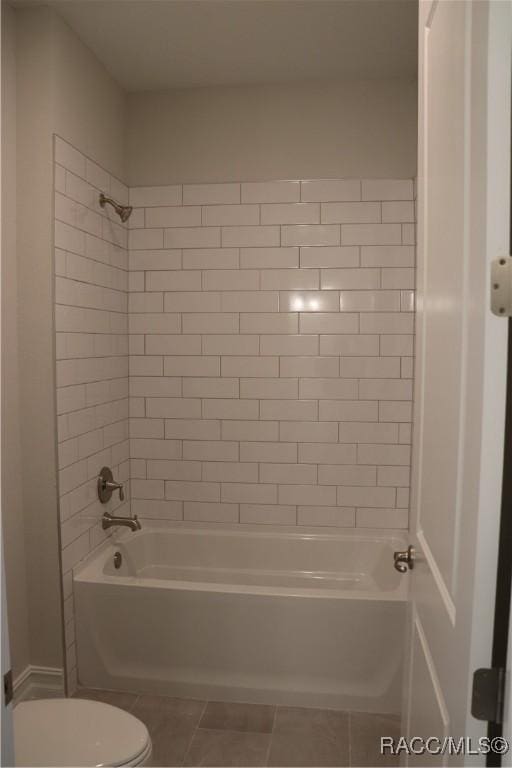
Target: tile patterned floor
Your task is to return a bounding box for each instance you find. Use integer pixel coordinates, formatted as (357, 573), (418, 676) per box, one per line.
(75, 689), (401, 767)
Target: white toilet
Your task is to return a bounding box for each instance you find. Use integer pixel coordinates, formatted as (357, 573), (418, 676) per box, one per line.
(13, 698), (152, 767)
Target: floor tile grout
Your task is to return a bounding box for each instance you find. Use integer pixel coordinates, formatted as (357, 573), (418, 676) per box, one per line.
(196, 699), (209, 729)
(182, 700), (208, 767)
(74, 689), (399, 768)
(264, 706), (278, 767)
(180, 724), (197, 768)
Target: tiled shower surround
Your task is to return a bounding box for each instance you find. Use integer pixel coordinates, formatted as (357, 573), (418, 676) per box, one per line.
(54, 137), (414, 689)
(54, 138), (130, 690)
(127, 179), (415, 528)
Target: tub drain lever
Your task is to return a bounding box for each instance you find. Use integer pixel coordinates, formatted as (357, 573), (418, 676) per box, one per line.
(393, 545), (415, 573)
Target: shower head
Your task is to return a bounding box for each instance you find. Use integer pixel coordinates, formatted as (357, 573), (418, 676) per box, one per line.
(99, 193), (133, 223)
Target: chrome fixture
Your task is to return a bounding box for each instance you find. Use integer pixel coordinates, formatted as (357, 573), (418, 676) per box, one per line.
(99, 192), (133, 223)
(98, 466), (125, 503)
(114, 551), (123, 569)
(393, 545), (415, 573)
(102, 511), (141, 532)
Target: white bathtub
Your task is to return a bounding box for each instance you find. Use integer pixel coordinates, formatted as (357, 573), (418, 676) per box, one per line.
(74, 525), (407, 713)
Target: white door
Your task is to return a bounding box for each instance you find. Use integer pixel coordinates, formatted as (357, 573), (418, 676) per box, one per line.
(404, 0), (511, 763)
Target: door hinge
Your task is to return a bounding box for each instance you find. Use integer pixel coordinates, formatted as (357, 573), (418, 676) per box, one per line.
(471, 668), (505, 722)
(491, 256), (512, 316)
(3, 669), (13, 707)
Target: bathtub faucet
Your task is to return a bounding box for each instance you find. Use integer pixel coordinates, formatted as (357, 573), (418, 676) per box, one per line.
(102, 511), (142, 532)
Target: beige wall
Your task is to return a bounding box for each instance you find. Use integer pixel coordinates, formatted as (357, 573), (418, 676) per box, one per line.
(127, 79), (417, 186)
(16, 2), (63, 676)
(1, 2), (31, 681)
(9, 4), (127, 676)
(52, 11), (126, 182)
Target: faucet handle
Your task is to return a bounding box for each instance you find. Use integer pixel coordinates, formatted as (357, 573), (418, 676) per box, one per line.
(98, 466), (125, 503)
(105, 481), (124, 502)
(105, 481), (124, 501)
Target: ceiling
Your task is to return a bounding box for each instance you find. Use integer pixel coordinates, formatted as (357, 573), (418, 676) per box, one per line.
(43, 0), (417, 92)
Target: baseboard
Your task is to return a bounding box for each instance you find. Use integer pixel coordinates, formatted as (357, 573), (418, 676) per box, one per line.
(14, 665), (64, 703)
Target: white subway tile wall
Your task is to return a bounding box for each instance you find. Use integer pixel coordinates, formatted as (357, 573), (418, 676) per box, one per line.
(54, 138), (130, 691)
(54, 146), (416, 689)
(127, 177), (415, 530)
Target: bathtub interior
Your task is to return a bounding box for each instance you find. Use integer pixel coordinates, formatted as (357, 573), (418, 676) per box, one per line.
(95, 526), (405, 594)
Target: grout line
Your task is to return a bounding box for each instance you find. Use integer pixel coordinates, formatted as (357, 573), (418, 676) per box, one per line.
(56, 300), (128, 316)
(60, 249), (129, 276)
(264, 706), (278, 766)
(197, 699), (209, 728)
(181, 708), (206, 767)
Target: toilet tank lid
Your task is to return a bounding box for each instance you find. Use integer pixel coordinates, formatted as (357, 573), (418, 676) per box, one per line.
(13, 697), (150, 767)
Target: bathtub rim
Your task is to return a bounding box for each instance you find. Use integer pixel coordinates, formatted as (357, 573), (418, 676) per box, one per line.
(74, 522), (409, 601)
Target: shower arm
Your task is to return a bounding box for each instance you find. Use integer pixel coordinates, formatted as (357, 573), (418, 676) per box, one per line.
(99, 192), (133, 223)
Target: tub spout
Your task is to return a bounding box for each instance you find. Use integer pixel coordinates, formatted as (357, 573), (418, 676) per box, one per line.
(102, 511), (142, 532)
